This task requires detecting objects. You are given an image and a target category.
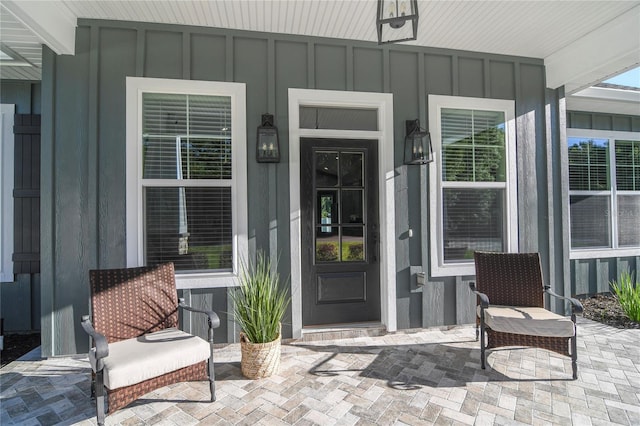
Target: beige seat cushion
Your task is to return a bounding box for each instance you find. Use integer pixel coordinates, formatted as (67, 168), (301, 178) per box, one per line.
(89, 328), (210, 390)
(478, 305), (575, 338)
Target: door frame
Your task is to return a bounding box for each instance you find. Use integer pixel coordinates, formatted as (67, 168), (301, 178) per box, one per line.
(288, 89), (396, 338)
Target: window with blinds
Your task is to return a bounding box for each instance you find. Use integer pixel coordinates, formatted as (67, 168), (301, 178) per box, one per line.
(615, 140), (640, 247)
(568, 136), (640, 251)
(440, 108), (508, 263)
(141, 93), (233, 272)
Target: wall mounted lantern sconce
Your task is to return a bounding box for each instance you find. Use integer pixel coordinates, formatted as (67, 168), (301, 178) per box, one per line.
(256, 113), (280, 163)
(404, 119), (434, 165)
(376, 0), (419, 44)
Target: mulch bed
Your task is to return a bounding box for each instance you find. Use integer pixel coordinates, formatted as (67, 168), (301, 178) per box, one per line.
(579, 293), (640, 329)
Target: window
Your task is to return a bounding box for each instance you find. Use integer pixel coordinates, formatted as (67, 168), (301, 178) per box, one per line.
(428, 95), (517, 277)
(126, 78), (247, 288)
(568, 130), (640, 258)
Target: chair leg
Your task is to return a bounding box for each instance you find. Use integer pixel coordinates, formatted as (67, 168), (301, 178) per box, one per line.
(480, 313), (486, 370)
(208, 357), (216, 402)
(571, 326), (578, 380)
(208, 328), (216, 402)
(95, 370), (106, 426)
(475, 324), (479, 341)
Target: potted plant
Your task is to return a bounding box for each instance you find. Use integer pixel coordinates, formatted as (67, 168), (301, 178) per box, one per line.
(230, 251), (289, 379)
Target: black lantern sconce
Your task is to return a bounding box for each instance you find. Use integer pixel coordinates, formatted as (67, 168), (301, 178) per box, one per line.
(404, 119), (434, 165)
(256, 113), (280, 163)
(376, 0), (419, 44)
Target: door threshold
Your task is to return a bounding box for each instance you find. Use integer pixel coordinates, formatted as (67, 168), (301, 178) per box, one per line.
(300, 322), (386, 342)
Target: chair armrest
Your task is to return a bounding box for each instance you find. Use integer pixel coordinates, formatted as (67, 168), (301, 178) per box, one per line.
(469, 282), (490, 308)
(80, 315), (108, 363)
(178, 298), (221, 329)
(544, 286), (584, 314)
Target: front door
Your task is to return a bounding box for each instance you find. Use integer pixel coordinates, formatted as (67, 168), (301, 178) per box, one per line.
(300, 138), (380, 326)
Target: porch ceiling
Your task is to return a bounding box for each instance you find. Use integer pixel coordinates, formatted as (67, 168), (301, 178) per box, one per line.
(1, 1), (639, 97)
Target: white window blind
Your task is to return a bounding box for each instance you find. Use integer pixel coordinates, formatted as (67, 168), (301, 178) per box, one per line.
(441, 108), (508, 263)
(141, 93), (233, 273)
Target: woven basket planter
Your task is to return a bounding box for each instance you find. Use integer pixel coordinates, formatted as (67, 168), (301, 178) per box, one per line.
(240, 331), (281, 379)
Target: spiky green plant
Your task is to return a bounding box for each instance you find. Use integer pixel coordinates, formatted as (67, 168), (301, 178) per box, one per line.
(230, 251), (290, 343)
(610, 270), (640, 323)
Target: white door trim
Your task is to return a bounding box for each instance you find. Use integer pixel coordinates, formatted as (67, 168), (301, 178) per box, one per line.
(288, 88), (396, 338)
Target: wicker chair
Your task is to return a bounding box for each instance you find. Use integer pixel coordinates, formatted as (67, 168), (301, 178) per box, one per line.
(469, 251), (583, 379)
(80, 263), (220, 425)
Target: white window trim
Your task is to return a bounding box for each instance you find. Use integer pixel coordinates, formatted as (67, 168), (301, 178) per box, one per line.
(126, 77), (248, 289)
(288, 88), (396, 339)
(428, 95), (518, 277)
(1, 104), (15, 282)
(567, 128), (640, 260)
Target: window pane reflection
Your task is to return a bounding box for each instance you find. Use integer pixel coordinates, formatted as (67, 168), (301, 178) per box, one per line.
(315, 152), (338, 187)
(316, 226), (339, 262)
(342, 227), (364, 262)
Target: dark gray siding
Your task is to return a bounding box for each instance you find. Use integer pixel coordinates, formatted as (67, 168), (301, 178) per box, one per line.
(567, 110), (640, 297)
(41, 19), (553, 355)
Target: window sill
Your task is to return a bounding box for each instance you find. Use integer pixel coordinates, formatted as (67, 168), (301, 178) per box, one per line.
(175, 272), (239, 289)
(570, 248), (640, 260)
(429, 262), (475, 278)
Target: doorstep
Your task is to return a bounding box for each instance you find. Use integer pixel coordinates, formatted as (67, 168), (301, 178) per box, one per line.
(299, 321), (386, 341)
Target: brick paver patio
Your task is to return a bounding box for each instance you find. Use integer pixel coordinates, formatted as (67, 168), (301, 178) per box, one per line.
(1, 317), (639, 425)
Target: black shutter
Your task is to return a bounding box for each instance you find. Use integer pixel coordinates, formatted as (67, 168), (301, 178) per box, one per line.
(12, 114), (40, 274)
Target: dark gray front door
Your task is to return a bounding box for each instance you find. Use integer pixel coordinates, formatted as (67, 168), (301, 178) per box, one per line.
(300, 138), (380, 326)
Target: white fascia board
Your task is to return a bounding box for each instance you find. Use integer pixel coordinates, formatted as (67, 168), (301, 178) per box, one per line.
(545, 5), (640, 92)
(2, 0), (77, 55)
(567, 86), (640, 115)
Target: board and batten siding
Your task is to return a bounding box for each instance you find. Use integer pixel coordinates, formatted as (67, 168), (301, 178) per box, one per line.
(40, 18), (558, 356)
(567, 110), (640, 297)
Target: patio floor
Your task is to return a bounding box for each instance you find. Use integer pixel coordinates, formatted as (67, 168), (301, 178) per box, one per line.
(1, 317), (639, 425)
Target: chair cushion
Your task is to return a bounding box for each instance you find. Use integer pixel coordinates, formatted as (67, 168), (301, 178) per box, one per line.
(478, 305), (575, 338)
(89, 328), (210, 390)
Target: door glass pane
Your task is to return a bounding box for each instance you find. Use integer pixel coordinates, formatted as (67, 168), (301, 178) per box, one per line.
(342, 227), (365, 261)
(145, 187), (232, 272)
(341, 153), (363, 186)
(316, 226), (339, 262)
(570, 195), (611, 249)
(315, 151), (339, 187)
(443, 188), (504, 262)
(317, 191), (338, 227)
(341, 189), (363, 224)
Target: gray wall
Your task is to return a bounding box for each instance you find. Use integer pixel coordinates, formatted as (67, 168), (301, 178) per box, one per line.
(0, 81), (41, 114)
(567, 110), (640, 296)
(41, 19), (555, 356)
(1, 80), (42, 332)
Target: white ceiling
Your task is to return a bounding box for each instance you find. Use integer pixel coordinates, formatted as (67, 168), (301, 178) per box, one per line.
(1, 1), (640, 98)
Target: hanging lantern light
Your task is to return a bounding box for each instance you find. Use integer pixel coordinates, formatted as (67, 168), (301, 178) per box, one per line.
(256, 113), (280, 163)
(404, 119), (434, 165)
(376, 0), (419, 44)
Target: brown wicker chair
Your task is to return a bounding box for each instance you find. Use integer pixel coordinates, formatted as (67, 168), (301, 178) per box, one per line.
(469, 251), (583, 379)
(80, 263), (220, 425)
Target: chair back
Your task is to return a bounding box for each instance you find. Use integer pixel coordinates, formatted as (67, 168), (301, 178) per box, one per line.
(474, 251), (544, 308)
(89, 263), (179, 343)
